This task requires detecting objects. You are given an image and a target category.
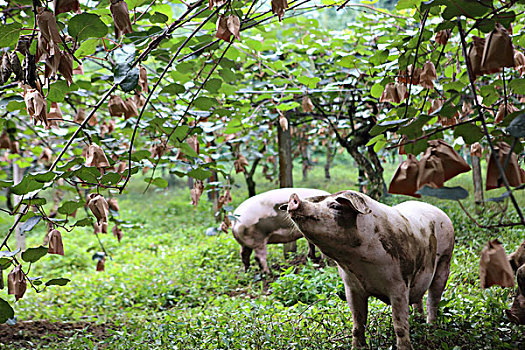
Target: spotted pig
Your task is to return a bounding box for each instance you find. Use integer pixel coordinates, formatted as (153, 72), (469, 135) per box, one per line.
(281, 190), (454, 350)
(231, 188), (330, 274)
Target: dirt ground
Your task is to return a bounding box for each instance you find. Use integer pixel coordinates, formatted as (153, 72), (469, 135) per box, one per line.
(0, 320), (114, 348)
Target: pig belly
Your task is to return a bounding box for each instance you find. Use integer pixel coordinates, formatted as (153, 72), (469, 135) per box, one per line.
(267, 228), (303, 244)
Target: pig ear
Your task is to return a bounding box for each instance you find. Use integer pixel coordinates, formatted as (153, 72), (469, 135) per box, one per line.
(279, 204), (288, 211)
(335, 194), (372, 215)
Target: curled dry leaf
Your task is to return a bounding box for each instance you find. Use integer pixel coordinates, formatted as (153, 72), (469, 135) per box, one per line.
(191, 180), (204, 207)
(36, 7), (61, 61)
(271, 0), (288, 21)
(8, 265), (27, 300)
(379, 83), (407, 104)
(24, 87), (48, 127)
(208, 0), (225, 10)
(218, 188), (232, 210)
(0, 53), (12, 84)
(123, 98), (139, 119)
(149, 141), (168, 159)
(220, 215), (231, 233)
(133, 93), (146, 108)
(470, 142), (482, 158)
(397, 65), (420, 85)
(479, 239), (514, 289)
(59, 51), (74, 85)
(279, 114), (288, 131)
(112, 225), (123, 242)
(110, 0), (133, 39)
(108, 95), (126, 117)
(302, 96), (314, 113)
(226, 15), (241, 41)
(47, 229), (64, 255)
(468, 36), (486, 80)
(419, 61), (437, 89)
(515, 51), (525, 76)
(85, 144), (110, 168)
(54, 0), (81, 15)
(234, 154), (249, 173)
(494, 103), (518, 124)
(107, 197), (120, 212)
(138, 65), (148, 93)
(87, 193), (109, 233)
(44, 50), (61, 80)
(0, 131), (11, 149)
(215, 15), (232, 42)
(435, 29), (451, 46)
(96, 257), (106, 271)
(39, 147), (53, 163)
(481, 23), (515, 74)
(47, 101), (63, 128)
(9, 52), (22, 81)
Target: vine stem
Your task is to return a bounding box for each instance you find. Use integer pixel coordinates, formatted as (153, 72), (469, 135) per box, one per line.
(456, 17), (525, 227)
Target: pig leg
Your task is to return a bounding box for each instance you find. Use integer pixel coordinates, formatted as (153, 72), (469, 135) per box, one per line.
(307, 242), (317, 260)
(240, 246), (253, 271)
(391, 292), (413, 350)
(347, 288), (368, 349)
(254, 246), (270, 274)
(426, 256), (451, 323)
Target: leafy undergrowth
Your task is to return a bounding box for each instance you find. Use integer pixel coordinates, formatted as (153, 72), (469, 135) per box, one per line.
(1, 164), (524, 349)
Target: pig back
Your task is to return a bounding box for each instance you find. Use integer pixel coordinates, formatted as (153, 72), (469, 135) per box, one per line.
(232, 188), (330, 246)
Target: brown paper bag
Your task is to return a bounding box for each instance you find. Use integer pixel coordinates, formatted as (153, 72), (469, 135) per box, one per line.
(468, 36), (486, 79)
(480, 239), (515, 289)
(388, 154), (421, 197)
(417, 151), (445, 189)
(481, 23), (515, 74)
(486, 141), (524, 190)
(427, 140), (471, 182)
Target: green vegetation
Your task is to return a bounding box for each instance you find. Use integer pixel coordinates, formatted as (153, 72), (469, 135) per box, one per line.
(1, 161), (523, 349)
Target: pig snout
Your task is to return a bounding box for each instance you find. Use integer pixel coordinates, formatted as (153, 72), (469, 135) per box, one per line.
(288, 193), (301, 211)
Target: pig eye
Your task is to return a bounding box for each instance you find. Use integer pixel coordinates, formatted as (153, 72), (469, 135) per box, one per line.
(328, 202), (344, 211)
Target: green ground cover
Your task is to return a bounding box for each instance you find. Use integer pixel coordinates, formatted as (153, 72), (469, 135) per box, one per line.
(0, 158), (524, 349)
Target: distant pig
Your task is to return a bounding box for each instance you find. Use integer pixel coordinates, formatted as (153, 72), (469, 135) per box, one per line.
(232, 188), (330, 274)
(281, 190), (455, 350)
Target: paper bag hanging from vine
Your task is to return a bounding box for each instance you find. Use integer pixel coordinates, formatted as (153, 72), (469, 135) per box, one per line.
(481, 23), (515, 74)
(486, 141), (525, 190)
(388, 154), (421, 197)
(468, 36), (486, 80)
(426, 140), (471, 182)
(417, 151), (445, 189)
(479, 239), (515, 289)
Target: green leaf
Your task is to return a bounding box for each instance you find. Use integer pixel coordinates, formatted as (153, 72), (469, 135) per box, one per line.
(0, 298), (14, 324)
(149, 12), (169, 24)
(21, 197), (47, 206)
(34, 171), (56, 183)
(453, 123), (484, 144)
(68, 13), (108, 41)
(131, 150), (151, 161)
(45, 278), (70, 287)
(0, 96), (24, 108)
(10, 175), (45, 195)
(21, 246), (48, 263)
(442, 0), (491, 20)
(507, 113), (525, 138)
(194, 96), (216, 110)
(58, 200), (84, 215)
(204, 78), (222, 93)
(370, 84), (384, 99)
(47, 80), (70, 102)
(161, 83), (186, 95)
(100, 172), (122, 185)
(0, 22), (22, 48)
(20, 216), (41, 232)
(509, 78), (525, 95)
(297, 76), (321, 89)
(397, 0), (422, 10)
(73, 218), (93, 227)
(416, 186), (469, 200)
(187, 168), (212, 181)
(145, 177), (168, 188)
(114, 62), (139, 92)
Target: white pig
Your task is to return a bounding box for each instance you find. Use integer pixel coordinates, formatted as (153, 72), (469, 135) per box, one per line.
(232, 188), (330, 274)
(281, 190), (455, 350)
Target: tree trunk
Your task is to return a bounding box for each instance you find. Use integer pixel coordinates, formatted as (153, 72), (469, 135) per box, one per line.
(278, 117), (296, 256)
(244, 157), (262, 198)
(301, 145), (309, 181)
(471, 155), (484, 208)
(325, 141), (331, 180)
(208, 171), (221, 223)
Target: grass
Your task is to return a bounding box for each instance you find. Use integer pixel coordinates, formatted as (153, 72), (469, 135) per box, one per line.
(0, 154), (524, 349)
